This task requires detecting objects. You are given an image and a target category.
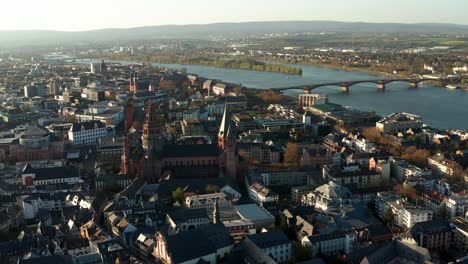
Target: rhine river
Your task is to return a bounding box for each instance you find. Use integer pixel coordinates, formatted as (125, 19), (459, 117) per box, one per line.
(67, 56), (467, 130)
(149, 63), (467, 130)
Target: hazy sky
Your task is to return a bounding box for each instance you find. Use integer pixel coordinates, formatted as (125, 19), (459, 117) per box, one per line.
(1, 0), (467, 31)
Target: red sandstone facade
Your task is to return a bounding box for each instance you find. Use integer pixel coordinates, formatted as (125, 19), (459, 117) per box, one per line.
(121, 103), (239, 182)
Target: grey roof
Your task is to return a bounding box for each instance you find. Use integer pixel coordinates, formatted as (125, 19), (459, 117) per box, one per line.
(314, 181), (352, 199)
(235, 204), (275, 222)
(162, 144), (220, 158)
(167, 208), (208, 224)
(247, 230), (290, 249)
(411, 219), (452, 235)
(70, 120), (105, 132)
(164, 224), (233, 263)
(308, 231), (346, 243)
(21, 164), (79, 181)
(18, 256), (74, 264)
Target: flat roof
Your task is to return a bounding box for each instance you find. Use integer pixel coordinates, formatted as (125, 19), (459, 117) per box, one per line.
(235, 204), (274, 221)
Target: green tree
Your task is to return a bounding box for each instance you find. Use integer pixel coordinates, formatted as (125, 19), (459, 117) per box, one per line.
(172, 187), (185, 203)
(383, 208), (395, 224)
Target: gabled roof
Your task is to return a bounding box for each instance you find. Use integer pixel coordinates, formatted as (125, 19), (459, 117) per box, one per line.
(247, 229), (290, 249)
(21, 165), (80, 180)
(70, 120), (105, 132)
(164, 224), (232, 263)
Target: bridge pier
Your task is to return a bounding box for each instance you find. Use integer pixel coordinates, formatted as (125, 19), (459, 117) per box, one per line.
(409, 81), (418, 88)
(341, 84), (349, 94)
(377, 82), (385, 92)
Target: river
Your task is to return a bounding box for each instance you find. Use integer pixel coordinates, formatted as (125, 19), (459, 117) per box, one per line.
(67, 57), (468, 130)
(149, 63), (467, 130)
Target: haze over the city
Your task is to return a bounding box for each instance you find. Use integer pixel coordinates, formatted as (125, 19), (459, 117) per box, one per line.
(1, 0), (468, 31)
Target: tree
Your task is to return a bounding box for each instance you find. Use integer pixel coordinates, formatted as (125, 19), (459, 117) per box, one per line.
(284, 143), (300, 167)
(394, 183), (417, 203)
(383, 208), (395, 224)
(205, 184), (220, 194)
(65, 115), (78, 123)
(401, 146), (431, 167)
(167, 126), (177, 137)
(292, 242), (311, 262)
(172, 187), (184, 203)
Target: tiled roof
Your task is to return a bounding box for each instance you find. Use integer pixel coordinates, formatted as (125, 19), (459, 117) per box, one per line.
(70, 120), (105, 132)
(247, 229), (290, 249)
(165, 224), (232, 263)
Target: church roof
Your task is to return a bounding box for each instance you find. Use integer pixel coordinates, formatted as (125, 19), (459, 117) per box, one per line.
(218, 106), (236, 140)
(162, 144), (220, 158)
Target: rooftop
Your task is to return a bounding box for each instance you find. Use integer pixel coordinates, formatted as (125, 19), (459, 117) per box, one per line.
(247, 230), (290, 249)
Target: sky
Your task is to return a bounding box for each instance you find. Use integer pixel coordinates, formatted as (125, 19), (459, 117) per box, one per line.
(1, 0), (467, 31)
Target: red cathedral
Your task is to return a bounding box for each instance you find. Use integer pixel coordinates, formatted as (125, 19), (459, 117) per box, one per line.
(121, 103), (239, 182)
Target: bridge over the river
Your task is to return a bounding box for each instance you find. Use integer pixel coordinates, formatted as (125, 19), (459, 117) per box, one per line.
(269, 78), (437, 93)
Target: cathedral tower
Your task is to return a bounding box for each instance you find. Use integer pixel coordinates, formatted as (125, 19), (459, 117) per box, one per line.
(142, 102), (164, 152)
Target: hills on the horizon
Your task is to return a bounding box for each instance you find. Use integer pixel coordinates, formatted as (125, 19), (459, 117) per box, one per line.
(1, 20), (468, 47)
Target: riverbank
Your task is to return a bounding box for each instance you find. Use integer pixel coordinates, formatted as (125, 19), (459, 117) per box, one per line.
(86, 54), (303, 75)
(260, 57), (410, 79)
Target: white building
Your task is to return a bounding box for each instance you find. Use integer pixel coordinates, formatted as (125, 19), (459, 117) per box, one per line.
(299, 94), (327, 107)
(212, 83), (228, 95)
(246, 230), (292, 263)
(185, 192), (230, 210)
(376, 192), (433, 228)
(302, 231), (356, 257)
(249, 183), (279, 204)
(301, 181), (353, 214)
(376, 112), (423, 134)
(68, 120), (108, 146)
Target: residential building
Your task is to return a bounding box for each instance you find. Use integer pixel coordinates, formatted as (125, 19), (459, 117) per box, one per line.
(428, 154), (463, 176)
(376, 112), (423, 134)
(233, 114), (256, 132)
(185, 192), (230, 210)
(153, 224), (233, 264)
(409, 219), (452, 252)
(450, 217), (468, 253)
(20, 163), (81, 186)
(301, 145), (333, 168)
(166, 208), (210, 232)
(246, 230), (292, 263)
(258, 170), (316, 187)
(238, 142), (281, 164)
(212, 83), (228, 95)
(302, 231), (356, 257)
(323, 164), (388, 189)
(299, 93), (327, 107)
(249, 183), (279, 204)
(376, 192), (433, 228)
(68, 120), (108, 146)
